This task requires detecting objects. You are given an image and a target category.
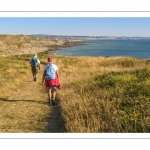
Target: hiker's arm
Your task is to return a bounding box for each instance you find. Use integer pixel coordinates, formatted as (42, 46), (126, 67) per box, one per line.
(56, 70), (59, 80)
(42, 70), (46, 84)
(38, 59), (40, 70)
(38, 64), (40, 70)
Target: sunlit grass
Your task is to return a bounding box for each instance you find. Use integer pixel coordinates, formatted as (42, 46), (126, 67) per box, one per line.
(0, 55), (50, 132)
(56, 56), (150, 132)
(0, 53), (149, 132)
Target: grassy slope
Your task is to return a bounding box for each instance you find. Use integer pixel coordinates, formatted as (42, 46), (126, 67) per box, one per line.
(0, 54), (63, 132)
(56, 56), (150, 132)
(0, 53), (150, 132)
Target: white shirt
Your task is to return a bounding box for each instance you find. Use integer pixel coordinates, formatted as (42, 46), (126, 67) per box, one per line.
(44, 64), (58, 72)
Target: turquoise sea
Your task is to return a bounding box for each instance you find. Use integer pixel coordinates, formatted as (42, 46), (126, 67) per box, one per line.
(49, 39), (150, 59)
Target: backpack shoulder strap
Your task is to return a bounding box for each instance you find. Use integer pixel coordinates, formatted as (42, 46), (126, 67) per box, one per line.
(47, 64), (55, 71)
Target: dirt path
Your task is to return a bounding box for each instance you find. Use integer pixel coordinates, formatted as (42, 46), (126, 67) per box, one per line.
(1, 64), (63, 132)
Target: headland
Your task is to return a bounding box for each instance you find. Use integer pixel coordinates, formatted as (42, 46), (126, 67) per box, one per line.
(0, 34), (83, 56)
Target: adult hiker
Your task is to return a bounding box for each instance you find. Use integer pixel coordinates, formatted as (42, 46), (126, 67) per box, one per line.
(42, 56), (60, 105)
(29, 53), (40, 81)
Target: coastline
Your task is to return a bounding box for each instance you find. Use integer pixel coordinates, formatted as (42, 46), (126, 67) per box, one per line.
(0, 41), (84, 56)
(46, 41), (86, 52)
(23, 41), (85, 55)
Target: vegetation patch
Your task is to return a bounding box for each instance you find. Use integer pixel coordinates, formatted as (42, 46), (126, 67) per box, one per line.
(59, 58), (150, 132)
(0, 53), (150, 132)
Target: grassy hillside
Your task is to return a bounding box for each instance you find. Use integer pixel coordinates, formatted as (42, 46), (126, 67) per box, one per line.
(0, 35), (83, 55)
(54, 56), (150, 132)
(0, 35), (65, 55)
(0, 53), (150, 132)
(0, 54), (63, 132)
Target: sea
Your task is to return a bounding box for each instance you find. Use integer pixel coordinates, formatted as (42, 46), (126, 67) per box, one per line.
(49, 39), (150, 59)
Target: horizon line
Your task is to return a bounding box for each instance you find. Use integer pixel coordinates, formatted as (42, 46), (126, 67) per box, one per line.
(1, 34), (150, 38)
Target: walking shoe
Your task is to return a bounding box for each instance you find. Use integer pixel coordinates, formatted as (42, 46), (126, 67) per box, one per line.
(52, 100), (55, 105)
(34, 77), (36, 81)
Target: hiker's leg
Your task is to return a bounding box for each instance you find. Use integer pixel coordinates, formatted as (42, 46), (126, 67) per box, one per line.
(51, 89), (56, 105)
(48, 88), (52, 100)
(35, 68), (38, 77)
(34, 68), (38, 81)
(51, 90), (56, 100)
(31, 67), (34, 77)
(32, 67), (36, 80)
(32, 68), (38, 81)
(51, 86), (57, 100)
(33, 73), (36, 81)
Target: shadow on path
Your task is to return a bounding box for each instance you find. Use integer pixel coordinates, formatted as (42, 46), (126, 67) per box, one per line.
(0, 97), (65, 133)
(0, 97), (47, 105)
(45, 100), (64, 133)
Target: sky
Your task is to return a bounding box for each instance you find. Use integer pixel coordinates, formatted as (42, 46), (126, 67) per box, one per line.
(1, 17), (150, 37)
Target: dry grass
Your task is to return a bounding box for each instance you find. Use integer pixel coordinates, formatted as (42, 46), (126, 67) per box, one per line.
(0, 53), (149, 132)
(54, 56), (149, 132)
(0, 54), (62, 132)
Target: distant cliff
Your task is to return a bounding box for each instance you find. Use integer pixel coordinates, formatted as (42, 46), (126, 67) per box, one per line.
(0, 35), (82, 55)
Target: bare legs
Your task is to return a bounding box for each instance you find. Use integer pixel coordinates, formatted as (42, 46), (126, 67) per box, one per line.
(47, 87), (57, 105)
(33, 73), (37, 81)
(32, 67), (38, 81)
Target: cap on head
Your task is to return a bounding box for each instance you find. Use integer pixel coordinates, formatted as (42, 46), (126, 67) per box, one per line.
(48, 57), (53, 62)
(34, 53), (37, 58)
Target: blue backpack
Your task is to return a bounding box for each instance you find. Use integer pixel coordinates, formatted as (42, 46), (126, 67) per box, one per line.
(31, 57), (38, 67)
(46, 64), (56, 80)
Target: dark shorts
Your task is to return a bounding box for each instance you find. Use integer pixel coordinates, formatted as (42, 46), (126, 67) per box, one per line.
(49, 85), (58, 91)
(31, 66), (38, 74)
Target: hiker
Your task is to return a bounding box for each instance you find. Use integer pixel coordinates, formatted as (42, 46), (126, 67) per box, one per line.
(29, 53), (40, 81)
(42, 56), (60, 105)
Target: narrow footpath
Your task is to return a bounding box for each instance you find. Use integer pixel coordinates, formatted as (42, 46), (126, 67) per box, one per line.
(2, 64), (63, 132)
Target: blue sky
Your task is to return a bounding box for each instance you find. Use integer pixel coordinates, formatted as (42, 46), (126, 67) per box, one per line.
(1, 17), (150, 37)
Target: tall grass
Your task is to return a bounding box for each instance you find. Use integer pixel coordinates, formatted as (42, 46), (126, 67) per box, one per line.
(0, 54), (149, 132)
(0, 55), (31, 98)
(56, 56), (150, 132)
